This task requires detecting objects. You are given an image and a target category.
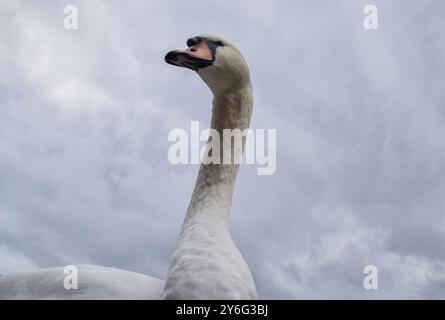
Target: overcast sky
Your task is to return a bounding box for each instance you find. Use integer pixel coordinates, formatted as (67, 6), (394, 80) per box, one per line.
(1, 0), (444, 299)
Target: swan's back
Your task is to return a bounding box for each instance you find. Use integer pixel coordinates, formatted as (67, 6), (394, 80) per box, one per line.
(0, 265), (164, 299)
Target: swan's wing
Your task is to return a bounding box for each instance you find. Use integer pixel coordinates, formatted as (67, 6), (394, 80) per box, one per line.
(0, 265), (164, 300)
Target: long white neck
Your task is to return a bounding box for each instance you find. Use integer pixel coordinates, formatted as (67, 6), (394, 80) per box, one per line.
(163, 82), (257, 300)
(186, 84), (253, 225)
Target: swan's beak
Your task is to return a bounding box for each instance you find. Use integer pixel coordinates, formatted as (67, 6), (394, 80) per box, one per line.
(165, 38), (214, 71)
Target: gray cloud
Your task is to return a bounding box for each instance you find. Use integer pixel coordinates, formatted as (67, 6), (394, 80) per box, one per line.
(0, 0), (444, 298)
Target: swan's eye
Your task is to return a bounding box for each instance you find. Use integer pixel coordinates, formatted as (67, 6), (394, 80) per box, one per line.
(217, 41), (224, 47)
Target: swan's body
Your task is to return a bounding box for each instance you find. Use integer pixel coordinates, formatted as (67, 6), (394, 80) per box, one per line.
(0, 265), (163, 299)
(0, 34), (256, 300)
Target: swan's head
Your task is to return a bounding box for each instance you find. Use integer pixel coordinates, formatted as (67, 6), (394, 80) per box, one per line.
(165, 34), (251, 94)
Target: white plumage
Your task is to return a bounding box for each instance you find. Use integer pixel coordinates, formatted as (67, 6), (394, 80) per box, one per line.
(0, 265), (163, 299)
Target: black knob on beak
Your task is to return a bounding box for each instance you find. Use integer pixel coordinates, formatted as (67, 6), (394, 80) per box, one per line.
(186, 37), (201, 47)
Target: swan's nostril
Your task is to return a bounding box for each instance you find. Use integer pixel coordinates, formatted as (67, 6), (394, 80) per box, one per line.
(189, 43), (202, 52)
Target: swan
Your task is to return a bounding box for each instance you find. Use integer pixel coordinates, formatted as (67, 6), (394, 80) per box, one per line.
(0, 34), (256, 300)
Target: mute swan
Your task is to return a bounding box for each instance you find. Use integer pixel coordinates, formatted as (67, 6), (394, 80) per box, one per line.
(0, 34), (256, 300)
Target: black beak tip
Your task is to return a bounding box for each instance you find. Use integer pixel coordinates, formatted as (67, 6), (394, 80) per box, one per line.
(164, 51), (178, 65)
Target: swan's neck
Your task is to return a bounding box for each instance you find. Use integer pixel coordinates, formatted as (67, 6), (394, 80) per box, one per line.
(185, 84), (253, 226)
(163, 82), (257, 300)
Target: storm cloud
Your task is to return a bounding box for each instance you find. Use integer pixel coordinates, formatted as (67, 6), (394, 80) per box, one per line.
(1, 0), (444, 298)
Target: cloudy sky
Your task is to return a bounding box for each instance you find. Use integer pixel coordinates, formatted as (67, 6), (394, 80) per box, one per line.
(1, 0), (445, 299)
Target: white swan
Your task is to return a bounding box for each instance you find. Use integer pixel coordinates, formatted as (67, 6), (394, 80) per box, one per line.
(0, 34), (256, 300)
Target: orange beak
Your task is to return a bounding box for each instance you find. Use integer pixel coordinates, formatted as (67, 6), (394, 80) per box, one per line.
(165, 37), (215, 71)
